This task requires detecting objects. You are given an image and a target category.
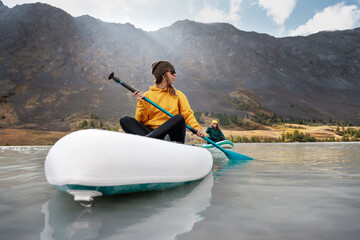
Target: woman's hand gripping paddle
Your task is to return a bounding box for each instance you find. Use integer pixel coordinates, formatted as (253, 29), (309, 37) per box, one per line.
(108, 72), (253, 161)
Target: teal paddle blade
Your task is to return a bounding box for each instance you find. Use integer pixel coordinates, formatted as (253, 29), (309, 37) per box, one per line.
(201, 136), (253, 161)
(223, 148), (253, 161)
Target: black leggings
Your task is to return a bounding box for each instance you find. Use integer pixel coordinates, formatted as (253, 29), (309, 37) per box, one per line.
(120, 115), (186, 143)
(208, 137), (224, 142)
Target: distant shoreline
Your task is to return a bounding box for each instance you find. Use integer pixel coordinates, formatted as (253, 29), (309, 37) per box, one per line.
(1, 124), (359, 146)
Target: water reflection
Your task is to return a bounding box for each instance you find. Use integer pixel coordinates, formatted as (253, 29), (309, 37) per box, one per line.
(41, 172), (213, 240)
(208, 147), (252, 177)
(1, 143), (359, 240)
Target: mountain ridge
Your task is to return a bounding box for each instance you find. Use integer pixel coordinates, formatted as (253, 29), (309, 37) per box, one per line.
(0, 2), (359, 131)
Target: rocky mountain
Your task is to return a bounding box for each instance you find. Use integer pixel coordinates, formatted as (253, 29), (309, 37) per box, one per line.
(0, 1), (359, 131)
(150, 20), (360, 123)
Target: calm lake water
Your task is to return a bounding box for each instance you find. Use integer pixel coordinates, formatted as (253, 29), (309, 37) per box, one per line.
(0, 142), (359, 240)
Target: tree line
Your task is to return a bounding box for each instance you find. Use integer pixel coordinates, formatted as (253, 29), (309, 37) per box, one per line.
(195, 111), (358, 128)
(228, 130), (316, 143)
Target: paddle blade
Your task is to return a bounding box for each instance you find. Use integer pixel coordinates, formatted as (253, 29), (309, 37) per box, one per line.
(200, 135), (253, 161)
(223, 149), (253, 161)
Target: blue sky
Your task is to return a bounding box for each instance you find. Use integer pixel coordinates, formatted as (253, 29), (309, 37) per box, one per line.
(3, 0), (360, 37)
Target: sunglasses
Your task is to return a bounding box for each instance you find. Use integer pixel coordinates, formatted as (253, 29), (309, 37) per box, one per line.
(170, 69), (176, 75)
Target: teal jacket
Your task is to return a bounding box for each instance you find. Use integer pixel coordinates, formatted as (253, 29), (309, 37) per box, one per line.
(206, 126), (225, 142)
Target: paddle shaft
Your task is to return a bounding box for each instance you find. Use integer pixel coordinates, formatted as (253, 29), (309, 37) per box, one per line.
(108, 73), (231, 154)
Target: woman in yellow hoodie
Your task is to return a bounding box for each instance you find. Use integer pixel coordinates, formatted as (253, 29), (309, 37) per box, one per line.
(120, 61), (205, 143)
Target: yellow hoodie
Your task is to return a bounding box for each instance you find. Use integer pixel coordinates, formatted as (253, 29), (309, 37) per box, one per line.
(135, 85), (202, 130)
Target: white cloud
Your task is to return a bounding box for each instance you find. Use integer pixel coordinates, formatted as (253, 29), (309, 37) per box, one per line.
(229, 0), (243, 23)
(194, 5), (228, 23)
(194, 0), (242, 25)
(290, 2), (360, 36)
(187, 0), (195, 16)
(258, 0), (297, 25)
